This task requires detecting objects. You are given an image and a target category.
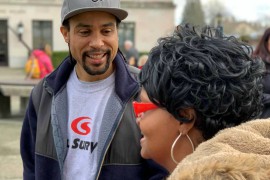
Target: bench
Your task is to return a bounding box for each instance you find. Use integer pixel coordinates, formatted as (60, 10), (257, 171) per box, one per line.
(0, 79), (39, 118)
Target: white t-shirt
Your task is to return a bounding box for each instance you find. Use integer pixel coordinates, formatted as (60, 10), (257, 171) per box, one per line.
(63, 68), (115, 180)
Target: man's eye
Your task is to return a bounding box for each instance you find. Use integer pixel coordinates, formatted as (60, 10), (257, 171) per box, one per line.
(79, 30), (90, 36)
(102, 29), (113, 35)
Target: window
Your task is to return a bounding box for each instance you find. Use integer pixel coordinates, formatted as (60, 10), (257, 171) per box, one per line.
(118, 22), (135, 52)
(0, 20), (8, 66)
(32, 20), (52, 50)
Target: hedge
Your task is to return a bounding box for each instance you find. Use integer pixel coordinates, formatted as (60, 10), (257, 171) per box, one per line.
(52, 51), (68, 68)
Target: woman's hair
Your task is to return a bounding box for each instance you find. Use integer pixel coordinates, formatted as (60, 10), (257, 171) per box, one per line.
(253, 27), (270, 64)
(44, 44), (52, 57)
(139, 24), (265, 140)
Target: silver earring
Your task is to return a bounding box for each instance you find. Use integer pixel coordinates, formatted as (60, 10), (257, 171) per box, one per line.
(170, 133), (195, 164)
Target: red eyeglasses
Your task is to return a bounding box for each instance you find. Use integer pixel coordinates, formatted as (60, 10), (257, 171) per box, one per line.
(133, 101), (158, 117)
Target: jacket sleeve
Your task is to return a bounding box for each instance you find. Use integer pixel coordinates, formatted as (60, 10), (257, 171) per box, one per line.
(20, 94), (37, 180)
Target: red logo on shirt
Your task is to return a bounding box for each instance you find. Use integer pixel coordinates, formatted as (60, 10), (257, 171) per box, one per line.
(71, 116), (91, 135)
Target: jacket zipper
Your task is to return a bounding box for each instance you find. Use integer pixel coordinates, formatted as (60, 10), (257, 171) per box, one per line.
(95, 87), (139, 179)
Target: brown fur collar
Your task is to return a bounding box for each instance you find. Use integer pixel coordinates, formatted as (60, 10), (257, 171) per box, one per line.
(168, 119), (270, 180)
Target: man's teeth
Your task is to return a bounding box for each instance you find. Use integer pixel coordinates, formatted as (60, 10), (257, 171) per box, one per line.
(89, 54), (104, 59)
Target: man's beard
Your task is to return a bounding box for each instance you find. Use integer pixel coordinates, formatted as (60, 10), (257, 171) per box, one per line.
(82, 49), (111, 76)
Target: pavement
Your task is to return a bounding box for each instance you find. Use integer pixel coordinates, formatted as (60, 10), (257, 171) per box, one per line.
(0, 67), (26, 180)
(0, 118), (23, 180)
(0, 67), (25, 81)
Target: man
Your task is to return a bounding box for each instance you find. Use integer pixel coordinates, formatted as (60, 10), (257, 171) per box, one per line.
(20, 0), (166, 179)
(124, 40), (139, 67)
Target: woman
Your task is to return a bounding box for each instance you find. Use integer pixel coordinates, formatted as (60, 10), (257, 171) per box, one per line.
(133, 24), (269, 179)
(25, 44), (54, 79)
(253, 27), (270, 118)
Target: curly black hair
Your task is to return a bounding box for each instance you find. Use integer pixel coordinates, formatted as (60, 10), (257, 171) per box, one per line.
(139, 24), (265, 140)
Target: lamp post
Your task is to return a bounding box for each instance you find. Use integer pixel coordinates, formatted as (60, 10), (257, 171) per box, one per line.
(17, 22), (24, 41)
(216, 13), (223, 38)
(16, 22), (31, 55)
(216, 13), (222, 27)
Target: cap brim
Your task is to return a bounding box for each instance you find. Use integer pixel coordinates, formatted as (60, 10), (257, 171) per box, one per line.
(63, 8), (128, 23)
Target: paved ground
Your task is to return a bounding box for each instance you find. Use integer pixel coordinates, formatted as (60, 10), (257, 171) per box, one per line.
(0, 67), (25, 81)
(0, 67), (26, 180)
(0, 118), (23, 180)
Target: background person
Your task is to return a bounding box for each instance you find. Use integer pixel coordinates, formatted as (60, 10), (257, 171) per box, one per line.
(25, 44), (54, 79)
(44, 43), (52, 58)
(20, 0), (164, 179)
(134, 24), (265, 178)
(137, 54), (148, 69)
(124, 40), (139, 67)
(32, 45), (54, 78)
(253, 27), (270, 118)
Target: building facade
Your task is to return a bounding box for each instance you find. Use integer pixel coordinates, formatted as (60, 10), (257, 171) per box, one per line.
(0, 0), (175, 68)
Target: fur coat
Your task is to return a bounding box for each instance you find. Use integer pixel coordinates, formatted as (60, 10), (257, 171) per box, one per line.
(168, 119), (270, 180)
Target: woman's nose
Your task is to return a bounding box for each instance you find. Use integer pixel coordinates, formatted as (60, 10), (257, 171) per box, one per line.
(136, 113), (144, 126)
(136, 117), (140, 126)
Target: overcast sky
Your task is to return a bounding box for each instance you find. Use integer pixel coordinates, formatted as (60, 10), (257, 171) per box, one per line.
(173, 0), (270, 25)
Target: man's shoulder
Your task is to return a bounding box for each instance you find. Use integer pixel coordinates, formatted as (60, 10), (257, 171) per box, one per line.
(31, 78), (46, 98)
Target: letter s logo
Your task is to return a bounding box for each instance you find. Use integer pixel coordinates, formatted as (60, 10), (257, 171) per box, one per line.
(71, 116), (91, 135)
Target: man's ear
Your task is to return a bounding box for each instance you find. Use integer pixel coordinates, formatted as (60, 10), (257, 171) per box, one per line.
(178, 108), (196, 134)
(60, 26), (69, 43)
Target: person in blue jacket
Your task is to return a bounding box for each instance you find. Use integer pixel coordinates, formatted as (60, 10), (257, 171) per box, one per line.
(20, 0), (168, 179)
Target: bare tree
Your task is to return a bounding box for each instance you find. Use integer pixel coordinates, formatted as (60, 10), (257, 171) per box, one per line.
(181, 0), (205, 26)
(202, 0), (231, 26)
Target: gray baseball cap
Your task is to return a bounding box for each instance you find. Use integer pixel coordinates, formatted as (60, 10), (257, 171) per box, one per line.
(61, 0), (128, 24)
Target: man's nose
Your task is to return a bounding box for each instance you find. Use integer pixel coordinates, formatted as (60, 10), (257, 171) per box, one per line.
(89, 34), (104, 48)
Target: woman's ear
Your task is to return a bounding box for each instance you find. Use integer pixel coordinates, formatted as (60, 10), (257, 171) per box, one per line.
(178, 108), (196, 134)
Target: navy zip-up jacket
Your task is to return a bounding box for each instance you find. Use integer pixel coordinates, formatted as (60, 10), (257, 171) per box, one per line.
(20, 52), (168, 180)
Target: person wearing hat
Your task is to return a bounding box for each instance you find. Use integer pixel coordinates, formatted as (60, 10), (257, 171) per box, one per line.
(20, 0), (167, 179)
